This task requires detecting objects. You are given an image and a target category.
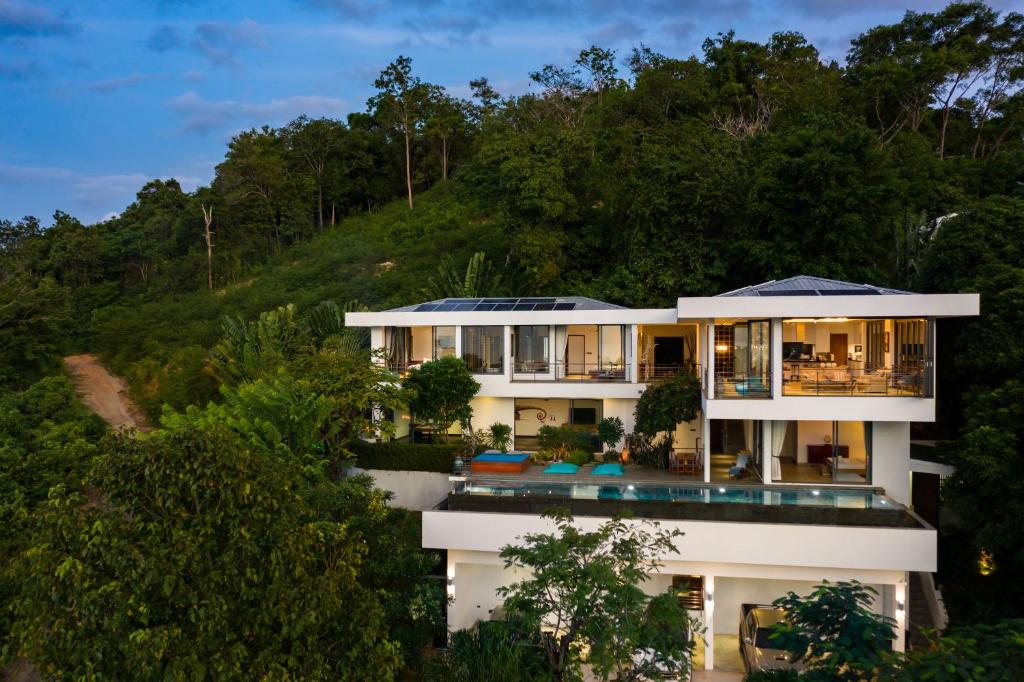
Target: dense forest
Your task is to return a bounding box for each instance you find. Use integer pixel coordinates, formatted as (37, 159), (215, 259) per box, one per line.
(2, 1), (1024, 677)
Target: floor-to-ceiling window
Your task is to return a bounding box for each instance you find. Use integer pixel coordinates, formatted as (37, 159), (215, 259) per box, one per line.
(432, 326), (456, 359)
(462, 326), (504, 374)
(513, 325), (550, 373)
(715, 320), (770, 397)
(772, 421), (872, 484)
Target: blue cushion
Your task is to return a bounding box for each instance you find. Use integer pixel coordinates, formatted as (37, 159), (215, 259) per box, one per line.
(592, 463), (624, 476)
(543, 462), (580, 474)
(473, 453), (530, 463)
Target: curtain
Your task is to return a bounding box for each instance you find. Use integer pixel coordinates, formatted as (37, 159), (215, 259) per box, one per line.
(386, 327), (410, 366)
(771, 420), (787, 481)
(863, 421), (873, 483)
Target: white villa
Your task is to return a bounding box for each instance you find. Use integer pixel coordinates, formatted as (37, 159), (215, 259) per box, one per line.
(345, 275), (979, 673)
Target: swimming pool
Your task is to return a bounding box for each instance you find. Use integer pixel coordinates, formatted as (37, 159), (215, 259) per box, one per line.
(453, 479), (894, 510)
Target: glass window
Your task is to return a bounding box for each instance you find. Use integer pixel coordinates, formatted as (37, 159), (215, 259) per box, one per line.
(514, 325), (550, 372)
(433, 326), (456, 359)
(462, 326), (504, 374)
(600, 325), (625, 368)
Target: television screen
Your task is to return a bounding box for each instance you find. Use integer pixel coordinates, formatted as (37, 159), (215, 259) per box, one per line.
(782, 342), (804, 361)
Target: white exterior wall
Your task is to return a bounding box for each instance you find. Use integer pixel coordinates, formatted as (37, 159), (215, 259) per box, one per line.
(873, 421), (912, 506)
(602, 398), (638, 449)
(469, 396), (515, 434)
(706, 396), (936, 423)
(364, 469), (450, 511)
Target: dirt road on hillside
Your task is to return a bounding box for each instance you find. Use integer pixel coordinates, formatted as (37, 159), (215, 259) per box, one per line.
(63, 354), (151, 432)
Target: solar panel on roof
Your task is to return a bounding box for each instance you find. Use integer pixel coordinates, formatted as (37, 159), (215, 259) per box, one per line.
(519, 297), (556, 304)
(493, 303), (516, 311)
(513, 303), (535, 311)
(758, 290), (817, 296)
(416, 303), (439, 311)
(482, 298), (516, 304)
(435, 303), (459, 311)
(473, 303), (496, 311)
(533, 303), (555, 311)
(553, 302), (576, 310)
(453, 303), (478, 311)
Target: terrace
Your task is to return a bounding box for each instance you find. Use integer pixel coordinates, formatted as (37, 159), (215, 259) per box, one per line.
(446, 475), (921, 529)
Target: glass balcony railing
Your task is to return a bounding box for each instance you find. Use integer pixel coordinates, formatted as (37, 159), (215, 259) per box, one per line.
(714, 371), (772, 399)
(782, 363), (930, 397)
(512, 361), (631, 382)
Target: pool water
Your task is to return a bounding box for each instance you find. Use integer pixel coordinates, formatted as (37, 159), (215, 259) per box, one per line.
(456, 480), (893, 510)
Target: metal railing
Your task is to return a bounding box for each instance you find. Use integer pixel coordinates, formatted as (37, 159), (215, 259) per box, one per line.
(638, 362), (703, 383)
(512, 360), (631, 382)
(714, 371), (772, 399)
(782, 364), (930, 397)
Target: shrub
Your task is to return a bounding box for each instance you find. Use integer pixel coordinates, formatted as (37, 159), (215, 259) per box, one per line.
(566, 450), (591, 467)
(349, 439), (466, 473)
(402, 357), (480, 443)
(487, 422), (512, 452)
(603, 449), (620, 463)
(537, 425), (595, 456)
(597, 417), (625, 450)
(634, 373), (702, 438)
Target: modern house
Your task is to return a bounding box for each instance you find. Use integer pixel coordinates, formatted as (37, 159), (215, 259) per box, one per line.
(345, 276), (979, 673)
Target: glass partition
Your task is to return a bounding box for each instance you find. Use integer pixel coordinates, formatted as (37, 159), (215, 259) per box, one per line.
(462, 326), (504, 374)
(772, 420), (872, 485)
(513, 325), (550, 373)
(714, 320), (771, 398)
(432, 326), (456, 359)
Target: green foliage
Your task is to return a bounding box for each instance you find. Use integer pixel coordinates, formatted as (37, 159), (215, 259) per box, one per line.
(426, 251), (503, 299)
(888, 619), (1024, 681)
(537, 424), (595, 456)
(348, 438), (465, 473)
(424, 620), (554, 682)
(402, 356), (480, 442)
(769, 581), (896, 682)
(7, 426), (403, 679)
(633, 372), (702, 437)
(485, 422), (513, 452)
(498, 509), (699, 681)
(566, 450), (591, 467)
(597, 416), (625, 450)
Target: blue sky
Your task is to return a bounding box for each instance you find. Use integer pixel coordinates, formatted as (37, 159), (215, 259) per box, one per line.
(0, 0), (1000, 224)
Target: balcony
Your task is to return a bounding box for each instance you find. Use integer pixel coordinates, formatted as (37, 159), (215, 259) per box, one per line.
(782, 363), (931, 397)
(713, 370), (772, 399)
(512, 361), (630, 382)
(446, 478), (921, 529)
(639, 362), (702, 383)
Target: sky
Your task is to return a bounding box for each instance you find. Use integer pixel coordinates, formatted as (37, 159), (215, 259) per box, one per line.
(0, 0), (1009, 224)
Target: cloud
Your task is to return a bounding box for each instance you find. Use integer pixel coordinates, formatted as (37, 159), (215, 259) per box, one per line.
(295, 0), (390, 21)
(167, 91), (347, 134)
(783, 0), (950, 19)
(146, 24), (183, 51)
(191, 18), (266, 65)
(0, 57), (41, 80)
(86, 73), (166, 94)
(586, 18), (645, 45)
(661, 18), (697, 45)
(0, 0), (78, 39)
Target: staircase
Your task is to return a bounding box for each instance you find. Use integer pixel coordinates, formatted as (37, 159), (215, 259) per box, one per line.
(908, 572), (935, 650)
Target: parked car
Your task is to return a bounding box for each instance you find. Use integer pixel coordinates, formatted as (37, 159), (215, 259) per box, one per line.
(739, 604), (806, 673)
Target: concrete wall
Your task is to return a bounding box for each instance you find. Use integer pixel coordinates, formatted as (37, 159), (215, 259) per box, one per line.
(470, 396), (515, 434)
(514, 398), (571, 436)
(873, 421), (911, 505)
(602, 398), (638, 449)
(364, 469), (451, 511)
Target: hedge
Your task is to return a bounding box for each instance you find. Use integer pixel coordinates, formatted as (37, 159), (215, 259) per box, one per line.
(349, 439), (467, 473)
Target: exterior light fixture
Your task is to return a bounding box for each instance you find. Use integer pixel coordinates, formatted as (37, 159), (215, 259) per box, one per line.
(714, 344), (730, 352)
(811, 490), (820, 496)
(896, 600), (905, 613)
(978, 548), (996, 576)
(718, 488), (726, 494)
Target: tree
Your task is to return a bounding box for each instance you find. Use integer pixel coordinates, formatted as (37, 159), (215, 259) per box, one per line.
(285, 116), (346, 230)
(424, 619), (553, 682)
(425, 251), (502, 299)
(7, 426), (402, 679)
(597, 416), (625, 451)
(200, 200), (214, 291)
(424, 88), (467, 182)
(370, 55), (432, 209)
(498, 509), (698, 681)
(633, 372), (702, 438)
(769, 581), (896, 682)
(890, 618), (1024, 681)
(402, 356), (479, 442)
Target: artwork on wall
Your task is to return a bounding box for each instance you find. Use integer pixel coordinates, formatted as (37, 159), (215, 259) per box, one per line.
(854, 344), (863, 353)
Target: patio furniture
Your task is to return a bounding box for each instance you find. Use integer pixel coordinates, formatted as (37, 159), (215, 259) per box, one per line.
(544, 462), (580, 475)
(591, 463), (624, 476)
(470, 452), (531, 474)
(728, 452), (750, 479)
(669, 450), (701, 475)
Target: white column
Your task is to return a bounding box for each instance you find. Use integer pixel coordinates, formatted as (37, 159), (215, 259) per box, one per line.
(454, 325), (463, 360)
(894, 577), (907, 653)
(370, 326), (385, 361)
(504, 325), (513, 382)
(771, 317), (783, 398)
(446, 556), (457, 633)
(702, 412), (712, 483)
(704, 575), (715, 671)
(761, 419), (772, 483)
(706, 320), (715, 399)
(630, 324), (640, 383)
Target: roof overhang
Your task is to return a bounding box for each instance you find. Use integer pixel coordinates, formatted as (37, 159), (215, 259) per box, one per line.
(676, 293), (980, 320)
(346, 308), (678, 327)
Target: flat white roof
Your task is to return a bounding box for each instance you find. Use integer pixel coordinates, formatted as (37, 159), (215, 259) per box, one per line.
(345, 308), (678, 327)
(676, 293), (979, 319)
